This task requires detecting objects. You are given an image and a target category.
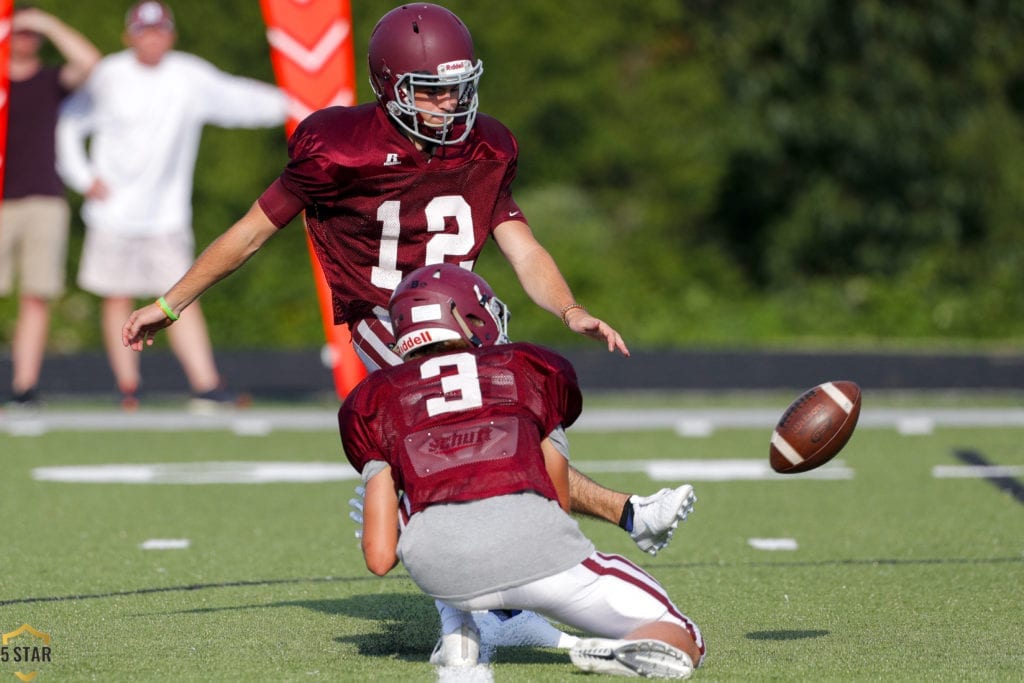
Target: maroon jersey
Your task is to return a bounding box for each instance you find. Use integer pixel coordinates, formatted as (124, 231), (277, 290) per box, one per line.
(258, 103), (525, 326)
(4, 67), (70, 199)
(339, 342), (582, 515)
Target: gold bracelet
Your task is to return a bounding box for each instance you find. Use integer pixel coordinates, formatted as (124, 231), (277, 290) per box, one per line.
(560, 303), (586, 327)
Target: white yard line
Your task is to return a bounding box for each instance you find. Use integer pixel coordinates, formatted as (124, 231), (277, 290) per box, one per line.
(31, 459), (854, 484)
(5, 407), (1024, 435)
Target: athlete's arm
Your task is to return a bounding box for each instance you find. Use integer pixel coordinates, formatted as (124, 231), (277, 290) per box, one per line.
(492, 219), (629, 356)
(361, 466), (400, 576)
(568, 467), (630, 522)
(122, 202), (281, 350)
(541, 438), (571, 513)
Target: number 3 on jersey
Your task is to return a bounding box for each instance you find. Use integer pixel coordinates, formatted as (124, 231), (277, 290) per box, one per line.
(371, 197), (476, 290)
(421, 353), (483, 417)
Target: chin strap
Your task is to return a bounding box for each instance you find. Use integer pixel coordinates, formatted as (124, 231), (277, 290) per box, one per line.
(448, 287), (513, 348)
(450, 304), (482, 347)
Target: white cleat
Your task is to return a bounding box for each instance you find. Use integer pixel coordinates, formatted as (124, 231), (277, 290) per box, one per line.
(629, 485), (696, 555)
(570, 638), (694, 678)
(430, 623), (480, 667)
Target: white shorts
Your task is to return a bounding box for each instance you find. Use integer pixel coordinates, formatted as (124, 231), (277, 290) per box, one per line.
(447, 550), (705, 664)
(0, 196), (70, 298)
(77, 227), (194, 298)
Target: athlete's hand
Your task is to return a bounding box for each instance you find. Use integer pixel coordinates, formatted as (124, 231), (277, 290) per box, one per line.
(122, 301), (175, 351)
(564, 308), (630, 357)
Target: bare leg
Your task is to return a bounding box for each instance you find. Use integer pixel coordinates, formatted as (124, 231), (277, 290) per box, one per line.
(165, 300), (221, 394)
(102, 297), (141, 394)
(11, 295), (50, 394)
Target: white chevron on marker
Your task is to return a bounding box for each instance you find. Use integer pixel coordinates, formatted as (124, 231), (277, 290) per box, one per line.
(286, 89), (354, 121)
(266, 20), (350, 72)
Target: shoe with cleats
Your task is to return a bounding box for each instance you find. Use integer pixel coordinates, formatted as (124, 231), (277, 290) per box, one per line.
(429, 622), (480, 667)
(570, 638), (694, 678)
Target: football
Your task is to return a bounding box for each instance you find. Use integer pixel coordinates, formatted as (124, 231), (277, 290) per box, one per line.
(769, 381), (862, 474)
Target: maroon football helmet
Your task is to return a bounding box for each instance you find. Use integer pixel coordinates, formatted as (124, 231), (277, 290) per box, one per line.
(389, 264), (510, 359)
(368, 3), (483, 145)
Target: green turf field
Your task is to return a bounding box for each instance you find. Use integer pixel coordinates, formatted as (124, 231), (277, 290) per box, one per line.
(2, 404), (1022, 681)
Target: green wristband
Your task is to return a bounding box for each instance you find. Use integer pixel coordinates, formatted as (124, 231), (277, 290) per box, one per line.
(156, 296), (179, 321)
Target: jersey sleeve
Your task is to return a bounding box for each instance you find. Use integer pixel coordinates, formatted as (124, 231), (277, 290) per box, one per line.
(277, 109), (348, 207)
(257, 178), (305, 229)
(256, 109), (344, 227)
(483, 118), (527, 228)
(515, 344), (583, 433)
(338, 379), (389, 475)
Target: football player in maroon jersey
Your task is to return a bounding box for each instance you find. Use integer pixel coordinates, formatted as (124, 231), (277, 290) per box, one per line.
(342, 264), (704, 676)
(122, 1), (696, 657)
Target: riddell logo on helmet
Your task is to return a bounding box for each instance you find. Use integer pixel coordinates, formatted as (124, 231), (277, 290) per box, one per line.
(437, 60), (471, 76)
(397, 330), (433, 355)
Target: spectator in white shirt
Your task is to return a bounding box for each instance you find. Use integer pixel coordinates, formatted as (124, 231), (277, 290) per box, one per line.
(57, 1), (286, 410)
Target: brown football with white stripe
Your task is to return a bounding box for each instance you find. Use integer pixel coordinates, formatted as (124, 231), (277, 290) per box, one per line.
(770, 381), (862, 474)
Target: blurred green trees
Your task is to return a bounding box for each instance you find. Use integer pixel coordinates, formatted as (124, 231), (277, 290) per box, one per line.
(5, 0), (1024, 352)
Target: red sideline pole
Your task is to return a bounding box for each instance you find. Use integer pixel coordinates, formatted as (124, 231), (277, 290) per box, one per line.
(258, 0), (366, 399)
(0, 0), (14, 201)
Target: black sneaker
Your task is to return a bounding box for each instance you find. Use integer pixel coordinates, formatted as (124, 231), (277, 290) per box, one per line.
(8, 387), (42, 409)
(188, 387), (249, 414)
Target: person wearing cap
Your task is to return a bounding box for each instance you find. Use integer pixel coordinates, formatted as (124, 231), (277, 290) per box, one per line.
(56, 1), (287, 411)
(1, 5), (101, 407)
